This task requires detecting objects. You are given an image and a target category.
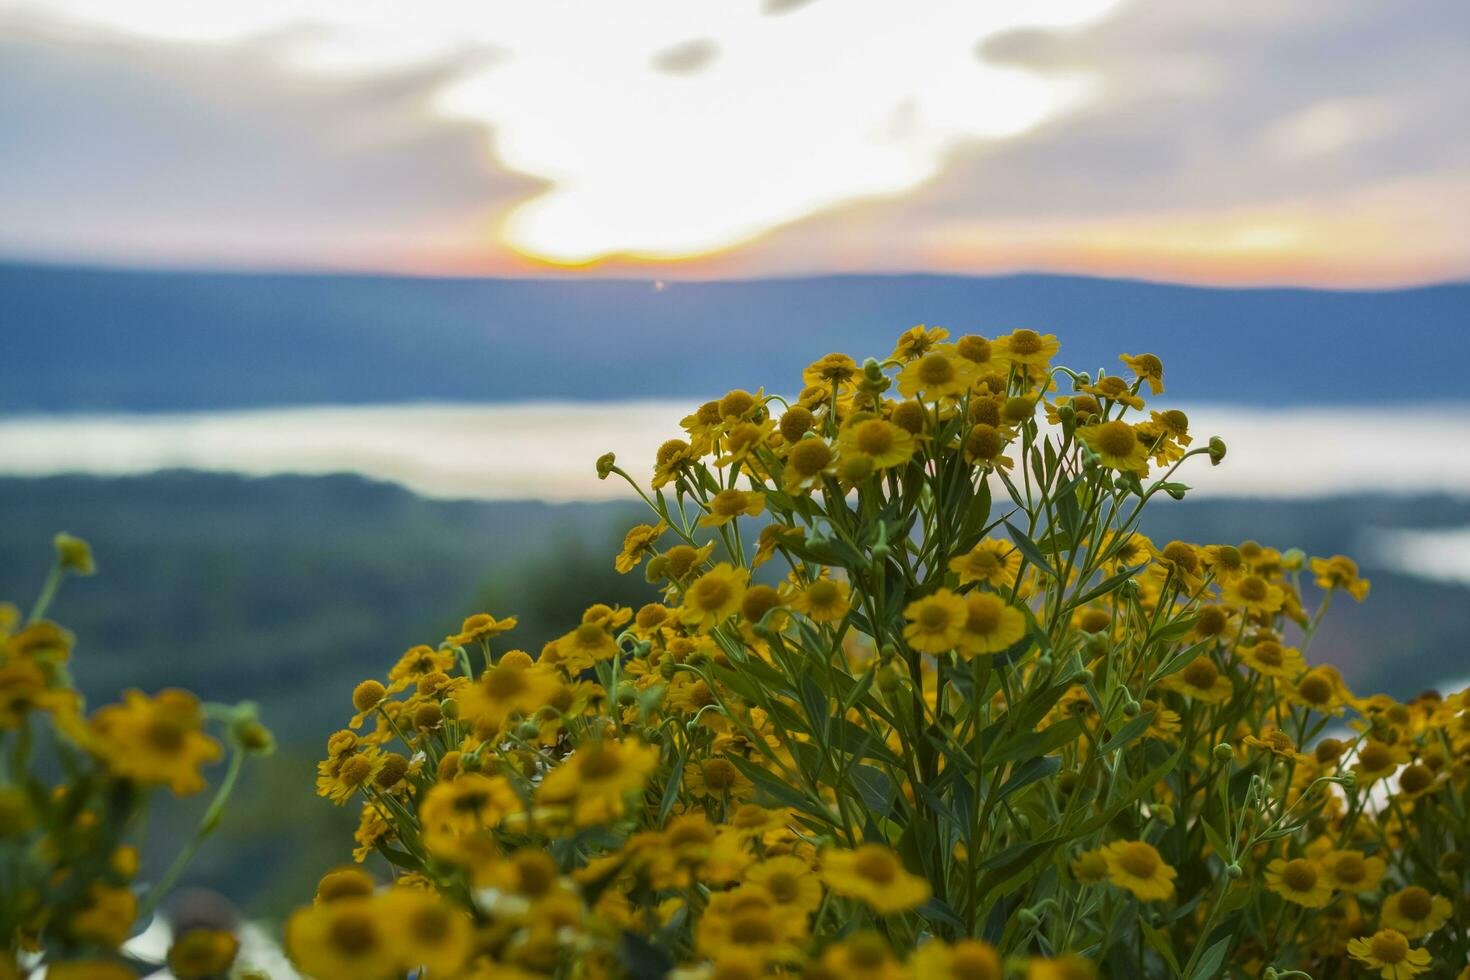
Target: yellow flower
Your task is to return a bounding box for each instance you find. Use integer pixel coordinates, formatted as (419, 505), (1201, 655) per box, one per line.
(1264, 857), (1332, 907)
(994, 328), (1060, 366)
(1347, 929), (1432, 980)
(386, 645), (456, 693)
(902, 589), (968, 654)
(554, 621), (620, 668)
(679, 563), (749, 633)
(684, 757), (753, 801)
(316, 746), (385, 805)
(787, 578), (858, 625)
(819, 844), (930, 914)
(744, 855), (822, 913)
(1380, 886), (1453, 940)
(1119, 352), (1165, 394)
(89, 689), (222, 795)
(1310, 554), (1371, 600)
(381, 889), (474, 979)
(949, 539), (1021, 588)
(69, 884), (138, 948)
(616, 521), (667, 573)
(419, 773), (520, 863)
(1353, 739), (1410, 785)
(821, 931), (908, 980)
(455, 660), (565, 736)
(891, 324), (950, 360)
(699, 488), (766, 527)
(1287, 666), (1350, 715)
(956, 593), (1027, 657)
(1077, 421), (1149, 475)
(1070, 848), (1108, 884)
(1320, 849), (1386, 894)
(803, 352), (860, 390)
(897, 347), (976, 400)
(910, 939), (1004, 980)
(652, 437), (699, 488)
(837, 418), (916, 471)
(446, 612), (517, 647)
(167, 929), (240, 979)
(1222, 574), (1285, 616)
(782, 437), (837, 493)
(963, 424), (1015, 470)
(537, 739), (660, 827)
(286, 896), (398, 980)
(696, 885), (808, 961)
(1027, 955), (1097, 980)
(1236, 639), (1305, 679)
(1100, 840), (1176, 901)
(1159, 657), (1233, 703)
(1083, 375), (1144, 410)
(0, 658), (78, 729)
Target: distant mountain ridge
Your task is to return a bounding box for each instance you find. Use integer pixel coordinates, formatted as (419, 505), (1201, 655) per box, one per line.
(3, 261), (1467, 412)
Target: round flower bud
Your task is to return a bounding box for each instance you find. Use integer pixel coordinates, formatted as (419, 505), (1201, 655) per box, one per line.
(1208, 436), (1227, 465)
(352, 680), (386, 713)
(375, 753), (410, 789)
(232, 719), (276, 755)
(595, 452), (616, 480)
(1123, 699), (1141, 717)
(440, 697), (460, 721)
(53, 532), (96, 576)
(1212, 743), (1234, 762)
(1226, 863), (1243, 879)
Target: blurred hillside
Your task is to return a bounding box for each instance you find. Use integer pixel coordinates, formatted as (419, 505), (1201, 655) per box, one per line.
(3, 262), (1467, 412)
(2, 472), (1467, 915)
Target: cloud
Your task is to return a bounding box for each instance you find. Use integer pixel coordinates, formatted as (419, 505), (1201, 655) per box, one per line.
(0, 13), (541, 270)
(711, 0), (1470, 284)
(0, 0), (1464, 283)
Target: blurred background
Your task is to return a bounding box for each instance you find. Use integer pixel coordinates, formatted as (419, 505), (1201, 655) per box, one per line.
(2, 0), (1468, 922)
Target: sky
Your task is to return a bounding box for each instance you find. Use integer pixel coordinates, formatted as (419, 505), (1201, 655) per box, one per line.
(1, 0), (1467, 285)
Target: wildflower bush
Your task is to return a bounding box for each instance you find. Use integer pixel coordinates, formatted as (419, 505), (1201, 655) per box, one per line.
(2, 535), (272, 978)
(298, 328), (1470, 980)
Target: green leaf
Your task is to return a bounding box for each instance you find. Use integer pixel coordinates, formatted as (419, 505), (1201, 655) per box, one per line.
(849, 765), (895, 817)
(1188, 937), (1231, 980)
(1140, 920), (1181, 976)
(996, 755), (1060, 801)
(1004, 521), (1057, 579)
(1096, 713), (1153, 756)
(988, 717), (1085, 765)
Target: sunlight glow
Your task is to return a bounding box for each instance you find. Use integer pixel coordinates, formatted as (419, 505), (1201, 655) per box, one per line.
(17, 0), (1122, 264)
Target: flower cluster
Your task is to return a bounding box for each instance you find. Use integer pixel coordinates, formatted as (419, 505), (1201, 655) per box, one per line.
(1, 535), (270, 978)
(296, 328), (1470, 980)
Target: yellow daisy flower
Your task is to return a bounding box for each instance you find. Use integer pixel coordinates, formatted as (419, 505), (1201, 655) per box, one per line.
(910, 939), (1004, 980)
(698, 488), (766, 527)
(615, 521), (668, 573)
(1264, 857), (1332, 908)
(950, 539), (1022, 588)
(1236, 639), (1305, 679)
(1310, 554), (1371, 600)
(897, 347), (976, 400)
(1100, 840), (1177, 901)
(1346, 929), (1432, 980)
(1321, 849), (1387, 894)
(1077, 421), (1149, 475)
(1222, 574), (1285, 616)
(1159, 657), (1233, 703)
(994, 328), (1060, 366)
(679, 562), (749, 633)
(789, 575), (853, 624)
(744, 855), (823, 913)
(783, 437), (837, 493)
(819, 844), (931, 914)
(838, 418), (917, 471)
(1119, 352), (1165, 394)
(902, 589), (969, 654)
(956, 593), (1027, 657)
(88, 689), (222, 796)
(1380, 886), (1453, 939)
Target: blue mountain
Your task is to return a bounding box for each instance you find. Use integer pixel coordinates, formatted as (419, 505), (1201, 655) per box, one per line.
(2, 262), (1466, 412)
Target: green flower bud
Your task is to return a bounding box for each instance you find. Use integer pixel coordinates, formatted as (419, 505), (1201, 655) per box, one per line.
(54, 532), (96, 576)
(1226, 863), (1243, 879)
(595, 452), (617, 480)
(1208, 436), (1227, 465)
(1123, 699), (1141, 717)
(1213, 743), (1234, 762)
